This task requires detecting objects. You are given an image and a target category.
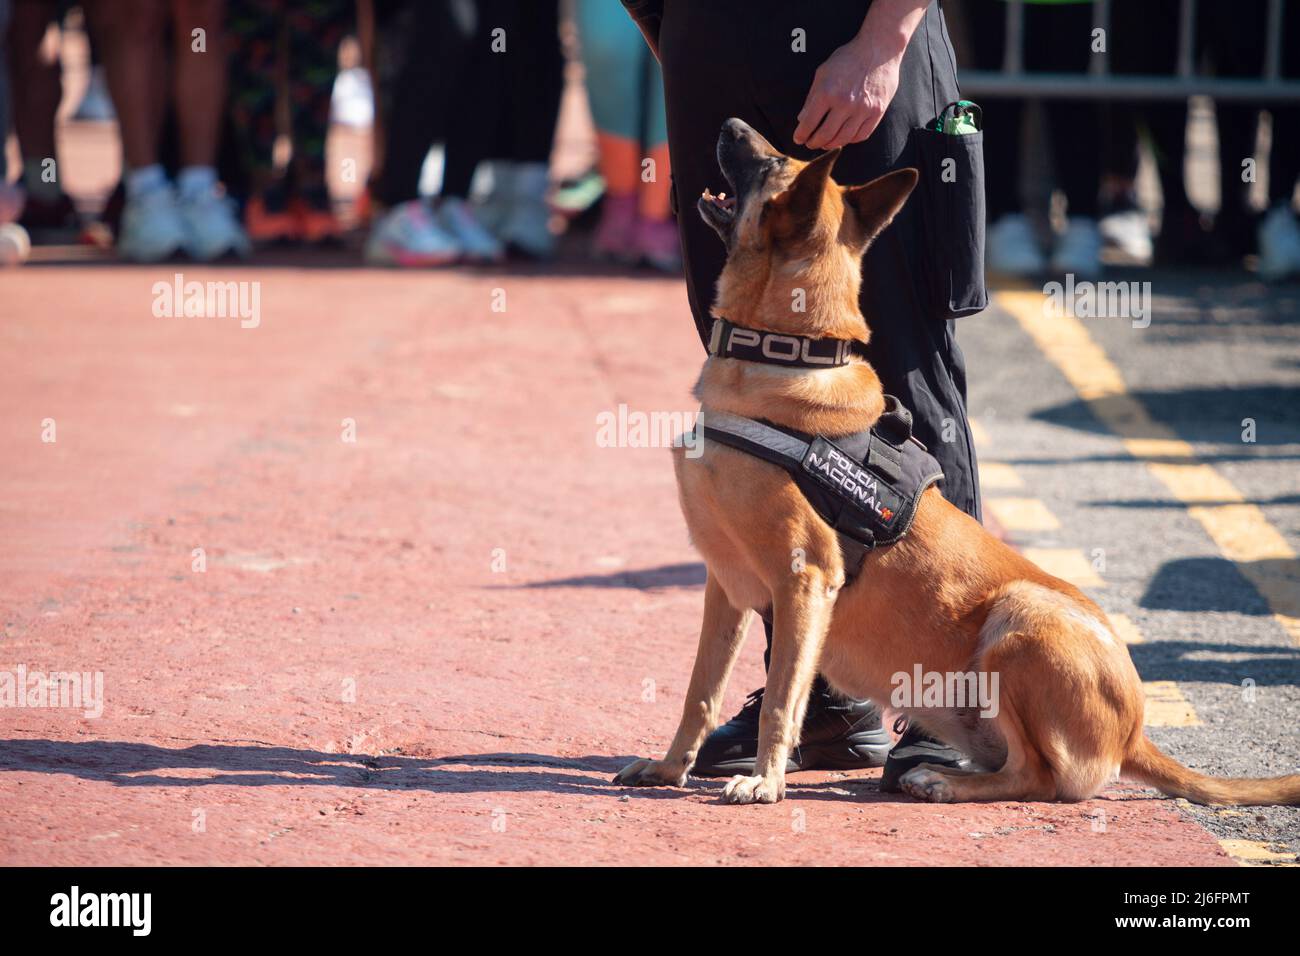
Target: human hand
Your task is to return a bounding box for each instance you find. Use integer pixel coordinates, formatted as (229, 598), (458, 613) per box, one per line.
(794, 35), (902, 151)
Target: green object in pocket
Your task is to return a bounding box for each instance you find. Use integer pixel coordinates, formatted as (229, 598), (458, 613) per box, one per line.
(938, 100), (981, 135)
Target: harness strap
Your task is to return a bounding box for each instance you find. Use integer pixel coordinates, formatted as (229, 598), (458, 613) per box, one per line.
(698, 412), (875, 581)
(698, 406), (942, 585)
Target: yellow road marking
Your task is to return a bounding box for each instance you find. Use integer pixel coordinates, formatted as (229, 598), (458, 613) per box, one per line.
(1142, 680), (1202, 727)
(1022, 547), (1106, 589)
(980, 461), (1024, 490)
(1108, 613), (1144, 645)
(1218, 839), (1299, 866)
(997, 290), (1300, 645)
(985, 496), (1061, 532)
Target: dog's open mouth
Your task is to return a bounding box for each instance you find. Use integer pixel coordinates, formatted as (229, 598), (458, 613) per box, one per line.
(698, 187), (737, 235)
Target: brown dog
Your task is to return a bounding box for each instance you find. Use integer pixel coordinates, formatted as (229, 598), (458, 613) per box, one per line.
(615, 118), (1300, 806)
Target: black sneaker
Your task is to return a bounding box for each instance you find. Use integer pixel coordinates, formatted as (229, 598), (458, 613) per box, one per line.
(691, 685), (894, 777)
(879, 718), (971, 793)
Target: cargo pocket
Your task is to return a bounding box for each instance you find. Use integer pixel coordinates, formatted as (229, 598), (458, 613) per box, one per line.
(911, 123), (988, 319)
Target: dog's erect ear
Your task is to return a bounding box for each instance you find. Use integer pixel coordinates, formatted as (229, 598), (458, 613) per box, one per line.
(843, 167), (918, 247)
(771, 147), (841, 233)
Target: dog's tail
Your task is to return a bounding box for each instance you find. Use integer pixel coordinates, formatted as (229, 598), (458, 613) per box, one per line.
(1122, 735), (1300, 806)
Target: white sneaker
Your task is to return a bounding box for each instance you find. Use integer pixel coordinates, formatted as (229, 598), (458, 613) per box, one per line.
(1050, 216), (1103, 278)
(365, 199), (461, 266)
(1257, 203), (1300, 282)
(118, 184), (187, 262)
(436, 196), (504, 262)
(987, 213), (1046, 276)
(177, 186), (251, 261)
(1099, 208), (1153, 262)
(497, 162), (555, 259)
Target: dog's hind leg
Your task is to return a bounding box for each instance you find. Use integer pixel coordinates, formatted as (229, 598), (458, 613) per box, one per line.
(615, 572), (752, 788)
(721, 570), (836, 805)
(898, 721), (1058, 803)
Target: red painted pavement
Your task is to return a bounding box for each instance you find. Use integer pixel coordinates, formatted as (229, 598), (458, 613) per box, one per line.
(0, 262), (1233, 865)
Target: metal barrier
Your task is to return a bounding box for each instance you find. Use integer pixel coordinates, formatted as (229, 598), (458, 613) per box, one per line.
(958, 0), (1300, 101)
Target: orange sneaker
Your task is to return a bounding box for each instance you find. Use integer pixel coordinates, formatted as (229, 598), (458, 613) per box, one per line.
(292, 198), (343, 244)
(244, 195), (297, 243)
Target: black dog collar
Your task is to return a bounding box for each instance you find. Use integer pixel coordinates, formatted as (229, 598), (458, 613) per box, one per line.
(707, 318), (854, 369)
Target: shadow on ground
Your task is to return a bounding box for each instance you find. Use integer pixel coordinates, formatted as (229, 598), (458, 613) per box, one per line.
(1033, 386), (1300, 444)
(0, 740), (916, 802)
(1128, 640), (1300, 686)
(499, 562), (706, 590)
(1140, 556), (1298, 618)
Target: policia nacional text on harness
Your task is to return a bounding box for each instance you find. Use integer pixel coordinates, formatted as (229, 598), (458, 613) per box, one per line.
(698, 319), (943, 583)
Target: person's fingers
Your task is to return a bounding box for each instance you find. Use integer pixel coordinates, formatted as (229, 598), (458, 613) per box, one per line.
(823, 110), (870, 150)
(794, 92), (830, 146)
(841, 110), (882, 147)
(806, 106), (853, 151)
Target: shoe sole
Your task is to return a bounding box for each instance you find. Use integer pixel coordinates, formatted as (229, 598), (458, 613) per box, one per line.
(691, 729), (895, 778)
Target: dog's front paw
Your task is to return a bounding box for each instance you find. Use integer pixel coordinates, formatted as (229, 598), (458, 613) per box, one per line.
(613, 757), (687, 788)
(899, 766), (955, 803)
(720, 773), (783, 805)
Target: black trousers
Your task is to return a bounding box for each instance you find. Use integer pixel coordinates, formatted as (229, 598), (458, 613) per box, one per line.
(374, 0), (563, 206)
(659, 0), (981, 521)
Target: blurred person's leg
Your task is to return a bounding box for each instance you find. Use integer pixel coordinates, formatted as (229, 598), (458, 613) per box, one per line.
(1097, 105), (1153, 262)
(633, 41), (677, 270)
(372, 0), (457, 208)
(87, 0), (186, 259)
(961, 0), (1040, 275)
(1202, 0), (1269, 260)
(10, 0), (78, 234)
(1107, 0), (1193, 263)
(432, 1), (512, 262)
(0, 0), (9, 185)
(470, 0), (561, 258)
(577, 0), (646, 262)
(170, 0), (225, 170)
(90, 0), (248, 259)
(577, 0), (673, 266)
(1259, 1), (1300, 279)
(1032, 1), (1102, 277)
(364, 0), (468, 266)
(169, 0), (250, 258)
(226, 0), (293, 240)
(0, 0), (17, 223)
(283, 0), (349, 241)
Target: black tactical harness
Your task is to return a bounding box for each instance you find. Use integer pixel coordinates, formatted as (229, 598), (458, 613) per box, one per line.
(698, 322), (944, 582)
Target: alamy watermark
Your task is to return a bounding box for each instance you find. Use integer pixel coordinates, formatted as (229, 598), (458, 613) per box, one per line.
(890, 664), (1000, 718)
(596, 404), (702, 458)
(0, 665), (103, 718)
(1043, 273), (1151, 329)
(152, 273), (261, 329)
(50, 886), (150, 936)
